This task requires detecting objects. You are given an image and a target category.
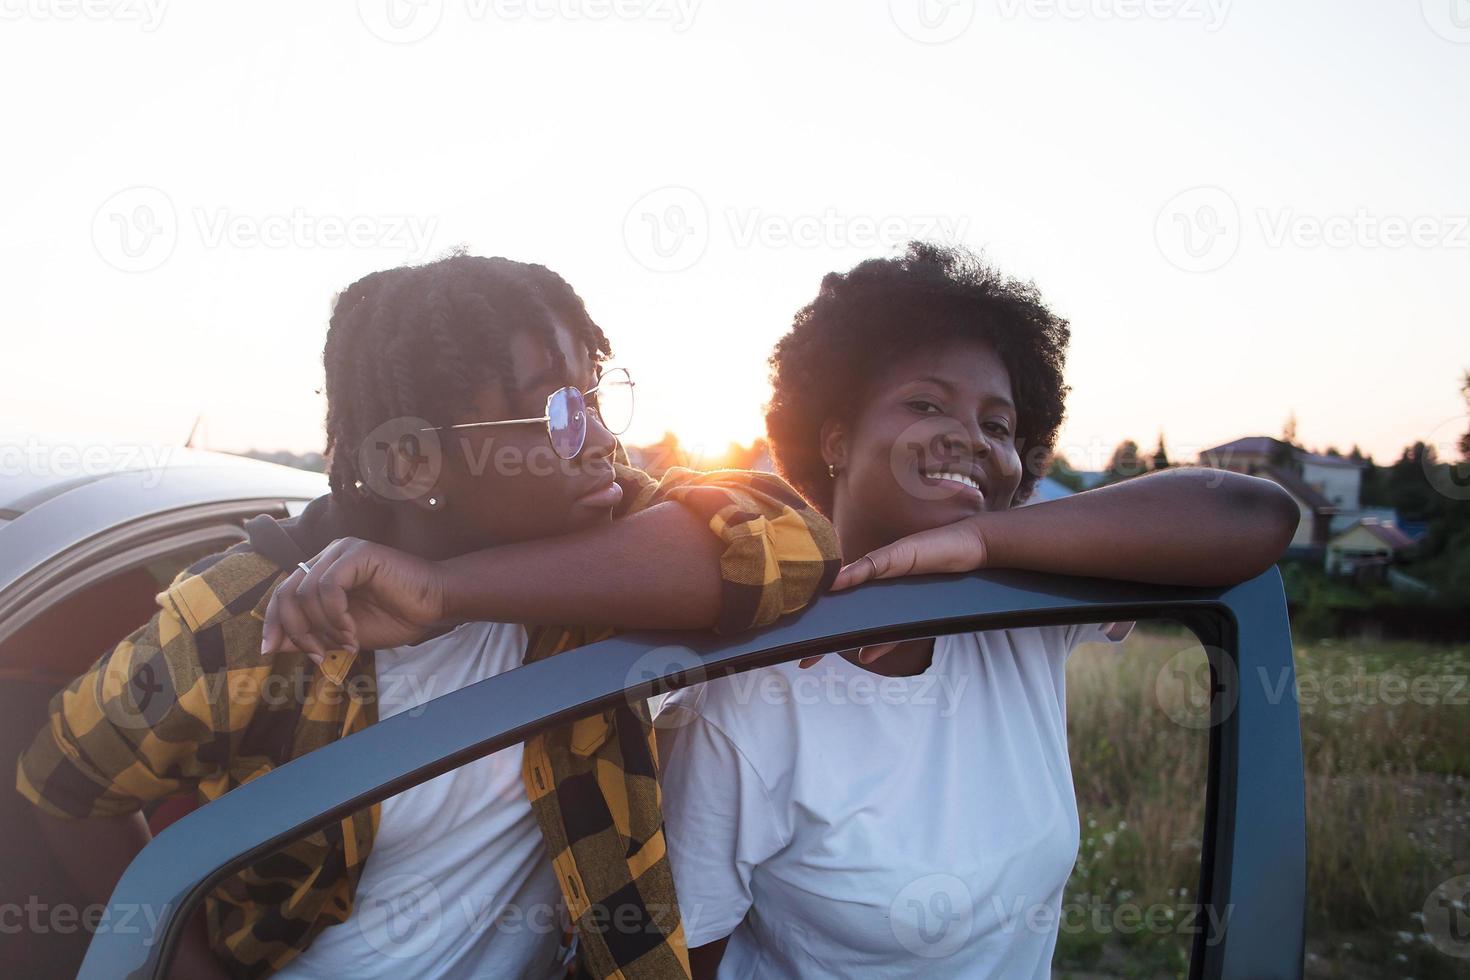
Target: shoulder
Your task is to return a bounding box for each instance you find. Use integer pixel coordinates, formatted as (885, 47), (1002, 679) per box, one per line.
(157, 542), (287, 641)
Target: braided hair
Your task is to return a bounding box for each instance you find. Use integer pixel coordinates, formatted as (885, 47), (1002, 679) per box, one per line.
(321, 252), (612, 504)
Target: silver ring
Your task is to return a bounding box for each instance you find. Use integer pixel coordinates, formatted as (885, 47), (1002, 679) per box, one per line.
(862, 554), (879, 578)
(297, 562), (313, 575)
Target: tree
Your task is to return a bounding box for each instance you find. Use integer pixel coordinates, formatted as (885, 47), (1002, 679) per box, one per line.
(1103, 439), (1145, 485)
(1150, 432), (1170, 471)
(1459, 369), (1470, 461)
(1270, 412), (1299, 469)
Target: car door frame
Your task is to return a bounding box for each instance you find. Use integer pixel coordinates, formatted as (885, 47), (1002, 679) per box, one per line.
(76, 566), (1306, 980)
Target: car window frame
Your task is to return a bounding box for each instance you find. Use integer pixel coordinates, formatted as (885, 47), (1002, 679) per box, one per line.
(75, 567), (1307, 980)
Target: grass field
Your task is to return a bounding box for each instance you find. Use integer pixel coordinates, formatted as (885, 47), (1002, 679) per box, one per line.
(1056, 624), (1470, 979)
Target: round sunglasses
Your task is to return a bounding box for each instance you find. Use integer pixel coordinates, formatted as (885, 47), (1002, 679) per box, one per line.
(421, 367), (635, 460)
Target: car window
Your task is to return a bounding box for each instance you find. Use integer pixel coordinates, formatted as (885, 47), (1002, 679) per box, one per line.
(1061, 620), (1211, 974)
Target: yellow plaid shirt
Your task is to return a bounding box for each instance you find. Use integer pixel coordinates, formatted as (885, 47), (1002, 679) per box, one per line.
(16, 464), (838, 978)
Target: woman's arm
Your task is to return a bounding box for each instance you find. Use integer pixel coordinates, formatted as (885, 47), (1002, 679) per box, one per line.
(833, 468), (1300, 590)
(262, 470), (839, 659)
(262, 502), (726, 658)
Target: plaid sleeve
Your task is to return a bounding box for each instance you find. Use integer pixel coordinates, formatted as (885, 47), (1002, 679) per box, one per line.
(619, 465), (841, 634)
(16, 585), (228, 819)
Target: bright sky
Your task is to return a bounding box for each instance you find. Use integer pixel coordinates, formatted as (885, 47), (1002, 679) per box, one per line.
(2, 0), (1466, 472)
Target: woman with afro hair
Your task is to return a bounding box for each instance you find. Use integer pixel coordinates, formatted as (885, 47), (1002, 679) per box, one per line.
(657, 241), (1300, 979)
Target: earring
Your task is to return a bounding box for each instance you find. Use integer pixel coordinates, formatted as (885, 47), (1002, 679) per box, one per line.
(828, 463), (838, 478)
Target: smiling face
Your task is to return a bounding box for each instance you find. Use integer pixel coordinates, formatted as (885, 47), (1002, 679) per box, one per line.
(431, 314), (621, 548)
(824, 337), (1024, 557)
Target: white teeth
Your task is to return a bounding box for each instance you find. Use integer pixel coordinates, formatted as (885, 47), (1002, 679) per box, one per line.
(928, 471), (980, 492)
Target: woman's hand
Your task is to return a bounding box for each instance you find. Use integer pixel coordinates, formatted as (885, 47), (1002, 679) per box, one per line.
(831, 515), (989, 591)
(260, 538), (454, 661)
(798, 517), (989, 669)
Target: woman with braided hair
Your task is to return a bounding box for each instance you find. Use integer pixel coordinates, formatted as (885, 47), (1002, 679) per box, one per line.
(19, 252), (839, 979)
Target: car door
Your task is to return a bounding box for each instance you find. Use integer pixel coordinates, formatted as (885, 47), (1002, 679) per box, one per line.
(75, 566), (1307, 979)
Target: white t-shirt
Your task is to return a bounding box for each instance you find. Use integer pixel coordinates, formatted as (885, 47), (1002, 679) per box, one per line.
(656, 621), (1132, 980)
(278, 620), (570, 980)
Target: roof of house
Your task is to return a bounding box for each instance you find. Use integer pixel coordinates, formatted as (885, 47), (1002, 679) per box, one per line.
(1199, 436), (1289, 460)
(1296, 451), (1367, 470)
(1253, 464), (1337, 512)
(1331, 518), (1417, 551)
(1198, 436), (1366, 470)
(1023, 476), (1076, 504)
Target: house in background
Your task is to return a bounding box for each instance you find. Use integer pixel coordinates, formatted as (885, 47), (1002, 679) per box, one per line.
(1022, 476), (1077, 505)
(1198, 436), (1374, 556)
(1325, 518), (1418, 582)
